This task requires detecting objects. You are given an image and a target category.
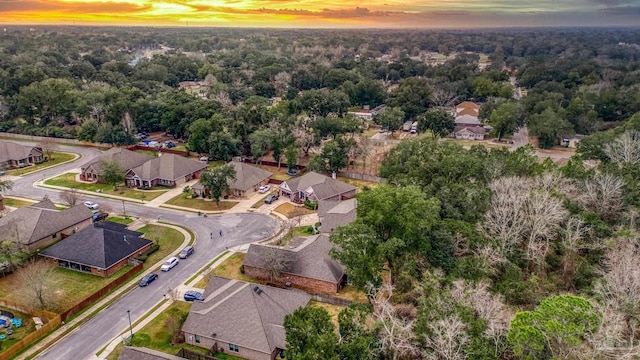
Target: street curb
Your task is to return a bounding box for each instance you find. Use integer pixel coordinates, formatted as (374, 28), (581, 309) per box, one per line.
(8, 151), (80, 177)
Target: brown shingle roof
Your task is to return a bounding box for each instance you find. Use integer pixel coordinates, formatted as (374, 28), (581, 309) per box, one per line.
(182, 277), (311, 355)
(81, 148), (154, 175)
(281, 172), (356, 201)
(0, 140), (42, 163)
(128, 153), (207, 182)
(318, 199), (357, 233)
(227, 161), (272, 191)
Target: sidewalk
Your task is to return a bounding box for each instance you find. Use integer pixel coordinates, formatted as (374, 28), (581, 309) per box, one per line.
(16, 222), (193, 360)
(143, 179), (199, 207)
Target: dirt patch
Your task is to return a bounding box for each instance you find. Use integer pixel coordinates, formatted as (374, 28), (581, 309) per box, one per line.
(273, 203), (317, 218)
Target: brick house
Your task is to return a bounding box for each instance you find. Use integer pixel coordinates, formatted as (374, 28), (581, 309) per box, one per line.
(39, 222), (151, 277)
(279, 172), (356, 203)
(80, 148), (154, 183)
(192, 161), (272, 198)
(243, 234), (346, 293)
(0, 199), (93, 252)
(182, 277), (311, 360)
(124, 153), (207, 188)
(0, 140), (44, 169)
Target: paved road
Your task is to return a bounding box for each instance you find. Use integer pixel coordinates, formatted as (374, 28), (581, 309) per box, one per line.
(2, 142), (280, 360)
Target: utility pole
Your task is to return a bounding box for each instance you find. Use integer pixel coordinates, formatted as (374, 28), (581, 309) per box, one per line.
(126, 310), (133, 338)
(122, 200), (126, 218)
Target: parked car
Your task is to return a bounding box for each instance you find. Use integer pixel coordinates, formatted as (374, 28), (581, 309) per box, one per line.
(139, 273), (158, 287)
(183, 290), (204, 302)
(161, 257), (179, 271)
(258, 185), (270, 194)
(92, 211), (109, 222)
(84, 201), (99, 210)
(265, 193), (280, 204)
(179, 246), (194, 259)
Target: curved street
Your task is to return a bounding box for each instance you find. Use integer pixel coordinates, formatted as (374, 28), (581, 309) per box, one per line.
(2, 142), (280, 360)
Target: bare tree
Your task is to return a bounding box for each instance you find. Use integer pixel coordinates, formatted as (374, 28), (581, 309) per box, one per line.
(581, 173), (625, 223)
(560, 217), (594, 288)
(60, 188), (80, 207)
(424, 315), (469, 360)
(39, 137), (58, 161)
(523, 190), (568, 264)
(604, 130), (640, 165)
(368, 284), (422, 360)
(274, 72), (291, 97)
(293, 117), (319, 157)
(262, 246), (292, 282)
(15, 259), (57, 309)
(429, 87), (458, 108)
(358, 138), (375, 175)
(213, 92), (234, 110)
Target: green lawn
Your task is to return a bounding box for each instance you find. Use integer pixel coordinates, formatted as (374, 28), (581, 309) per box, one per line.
(107, 216), (135, 225)
(165, 194), (237, 212)
(0, 306), (36, 350)
(2, 197), (37, 208)
(128, 301), (193, 353)
(136, 225), (185, 268)
(206, 160), (225, 169)
(5, 152), (76, 176)
(0, 265), (132, 314)
(195, 253), (254, 288)
(44, 173), (168, 201)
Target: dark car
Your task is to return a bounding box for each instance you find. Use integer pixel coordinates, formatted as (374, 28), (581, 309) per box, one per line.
(92, 211), (109, 222)
(179, 246), (194, 259)
(265, 193), (280, 204)
(184, 290), (204, 302)
(139, 273), (158, 287)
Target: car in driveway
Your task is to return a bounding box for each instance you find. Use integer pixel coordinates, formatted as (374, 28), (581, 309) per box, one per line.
(183, 290), (204, 302)
(258, 185), (270, 194)
(264, 193), (279, 204)
(139, 273), (158, 287)
(161, 257), (179, 271)
(179, 246), (194, 259)
(84, 201), (99, 210)
(92, 211), (109, 222)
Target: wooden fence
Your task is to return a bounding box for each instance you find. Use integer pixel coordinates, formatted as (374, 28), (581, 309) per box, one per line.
(60, 262), (143, 321)
(0, 300), (60, 360)
(338, 171), (387, 183)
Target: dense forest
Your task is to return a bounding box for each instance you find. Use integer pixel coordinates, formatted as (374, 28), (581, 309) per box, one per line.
(3, 26), (640, 359)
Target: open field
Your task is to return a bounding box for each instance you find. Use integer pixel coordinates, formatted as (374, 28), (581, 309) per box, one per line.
(165, 194), (238, 211)
(44, 173), (168, 201)
(5, 152), (76, 176)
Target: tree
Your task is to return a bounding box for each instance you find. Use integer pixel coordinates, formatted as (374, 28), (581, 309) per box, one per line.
(208, 131), (239, 161)
(389, 77), (432, 119)
(507, 295), (600, 359)
(308, 138), (349, 175)
(603, 130), (640, 165)
(0, 240), (27, 276)
(0, 178), (13, 193)
(330, 223), (384, 290)
(60, 188), (81, 207)
(337, 304), (380, 360)
(284, 306), (339, 360)
(39, 137), (58, 161)
(489, 102), (522, 141)
(187, 118), (212, 154)
(248, 129), (273, 164)
(77, 119), (99, 142)
(528, 108), (574, 149)
(15, 259), (58, 309)
(100, 159), (125, 190)
(580, 173), (625, 224)
(262, 247), (293, 282)
(375, 107), (404, 133)
(420, 109), (455, 138)
(285, 146), (298, 171)
(198, 164), (236, 206)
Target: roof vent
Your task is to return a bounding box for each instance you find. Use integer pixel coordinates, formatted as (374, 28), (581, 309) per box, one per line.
(253, 286), (263, 295)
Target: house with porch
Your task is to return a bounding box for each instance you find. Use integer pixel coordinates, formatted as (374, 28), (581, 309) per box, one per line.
(39, 222), (151, 277)
(193, 161), (272, 198)
(124, 153), (207, 188)
(80, 148), (154, 183)
(0, 199), (93, 252)
(243, 234), (346, 293)
(0, 140), (44, 169)
(182, 277), (311, 360)
(451, 126), (486, 140)
(279, 172), (356, 203)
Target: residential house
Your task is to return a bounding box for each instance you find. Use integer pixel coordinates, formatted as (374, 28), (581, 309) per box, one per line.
(124, 153), (207, 188)
(317, 199), (357, 234)
(119, 347), (186, 360)
(279, 172), (356, 203)
(451, 126), (486, 140)
(193, 161), (272, 198)
(178, 80), (209, 98)
(561, 135), (585, 148)
(243, 234), (346, 293)
(0, 140), (44, 169)
(0, 199), (93, 252)
(348, 104), (386, 121)
(455, 114), (483, 127)
(182, 277), (311, 360)
(80, 148), (154, 183)
(454, 101), (481, 117)
(40, 222), (151, 277)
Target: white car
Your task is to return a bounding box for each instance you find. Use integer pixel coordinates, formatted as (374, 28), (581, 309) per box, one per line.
(161, 257), (179, 272)
(84, 201), (99, 210)
(258, 185), (270, 194)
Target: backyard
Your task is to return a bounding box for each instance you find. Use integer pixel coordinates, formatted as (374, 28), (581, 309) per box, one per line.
(165, 194), (238, 212)
(273, 203), (316, 218)
(0, 306), (36, 351)
(136, 225), (185, 269)
(44, 173), (168, 201)
(5, 152), (76, 176)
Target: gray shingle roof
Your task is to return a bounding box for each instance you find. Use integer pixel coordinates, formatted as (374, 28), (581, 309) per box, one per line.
(182, 277), (311, 354)
(455, 115), (482, 126)
(0, 140), (42, 163)
(81, 148), (154, 175)
(0, 202), (93, 247)
(318, 199), (357, 233)
(40, 222), (150, 270)
(227, 161), (272, 191)
(454, 126), (486, 135)
(244, 234), (345, 283)
(280, 172), (356, 201)
(119, 347), (186, 360)
(128, 153), (207, 182)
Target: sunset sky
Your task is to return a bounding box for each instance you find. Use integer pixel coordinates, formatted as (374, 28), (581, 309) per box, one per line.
(1, 0), (639, 28)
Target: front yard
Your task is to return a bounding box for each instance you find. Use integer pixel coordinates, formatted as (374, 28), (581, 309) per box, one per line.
(136, 225), (185, 269)
(44, 173), (168, 201)
(106, 216), (135, 225)
(5, 152), (76, 176)
(2, 197), (37, 208)
(273, 202), (317, 218)
(194, 252), (254, 288)
(165, 194), (238, 212)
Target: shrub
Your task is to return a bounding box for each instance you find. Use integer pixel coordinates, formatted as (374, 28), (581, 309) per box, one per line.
(303, 200), (317, 210)
(240, 265), (245, 274)
(183, 186), (190, 193)
(147, 244), (160, 255)
(136, 254), (148, 262)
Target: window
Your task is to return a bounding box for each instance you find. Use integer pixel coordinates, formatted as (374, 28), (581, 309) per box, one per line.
(229, 344), (239, 352)
(195, 335), (200, 343)
(51, 233), (57, 239)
